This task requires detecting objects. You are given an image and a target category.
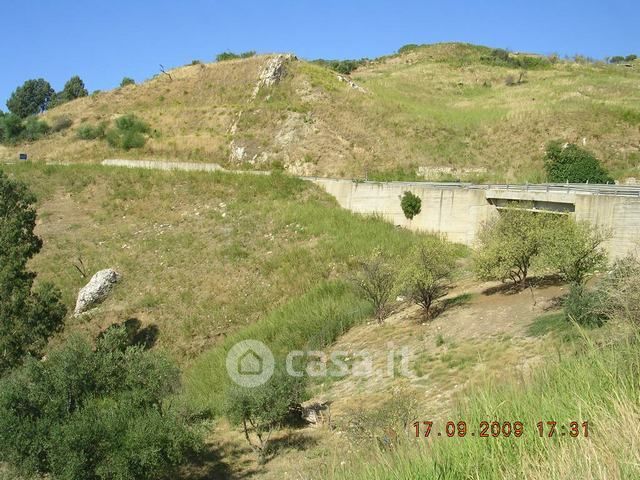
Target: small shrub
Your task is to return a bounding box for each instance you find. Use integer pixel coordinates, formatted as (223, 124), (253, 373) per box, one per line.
(120, 77), (135, 87)
(598, 255), (640, 324)
(400, 191), (422, 219)
(106, 114), (150, 149)
(0, 113), (25, 143)
(190, 59), (202, 65)
(353, 249), (396, 323)
(564, 284), (606, 327)
(77, 122), (107, 140)
(21, 116), (50, 141)
(51, 116), (73, 132)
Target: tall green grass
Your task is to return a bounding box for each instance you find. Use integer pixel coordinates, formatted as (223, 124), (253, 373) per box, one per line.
(331, 325), (640, 479)
(185, 281), (371, 414)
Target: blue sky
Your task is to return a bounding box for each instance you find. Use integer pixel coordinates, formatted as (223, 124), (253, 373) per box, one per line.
(1, 0), (638, 108)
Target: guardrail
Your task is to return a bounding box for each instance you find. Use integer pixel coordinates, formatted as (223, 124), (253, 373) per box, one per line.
(303, 177), (640, 198)
(471, 183), (640, 197)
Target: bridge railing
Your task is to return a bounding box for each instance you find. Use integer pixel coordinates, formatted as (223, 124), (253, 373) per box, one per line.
(471, 183), (640, 197)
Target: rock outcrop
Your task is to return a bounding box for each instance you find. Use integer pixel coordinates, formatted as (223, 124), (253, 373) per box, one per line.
(336, 74), (366, 93)
(74, 269), (121, 315)
(251, 54), (296, 98)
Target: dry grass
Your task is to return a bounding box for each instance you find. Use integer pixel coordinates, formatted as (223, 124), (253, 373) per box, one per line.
(3, 162), (421, 367)
(2, 43), (639, 182)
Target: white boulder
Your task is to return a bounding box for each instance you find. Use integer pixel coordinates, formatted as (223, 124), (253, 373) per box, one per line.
(74, 269), (121, 315)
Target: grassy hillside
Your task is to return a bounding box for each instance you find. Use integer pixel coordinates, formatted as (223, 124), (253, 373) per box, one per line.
(3, 43), (639, 182)
(3, 163), (423, 364)
(331, 327), (640, 480)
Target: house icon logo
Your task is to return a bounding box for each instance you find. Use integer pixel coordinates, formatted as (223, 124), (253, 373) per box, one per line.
(226, 340), (275, 387)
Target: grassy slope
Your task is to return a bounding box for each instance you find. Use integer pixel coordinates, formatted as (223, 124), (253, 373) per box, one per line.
(3, 43), (639, 182)
(331, 324), (640, 479)
(3, 163), (423, 366)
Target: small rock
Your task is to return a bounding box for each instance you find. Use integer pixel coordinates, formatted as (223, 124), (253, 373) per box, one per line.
(74, 269), (121, 315)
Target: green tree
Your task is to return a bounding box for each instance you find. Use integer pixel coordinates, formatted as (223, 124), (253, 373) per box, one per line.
(474, 208), (554, 288)
(62, 75), (88, 100)
(224, 365), (305, 462)
(6, 79), (55, 118)
(400, 191), (422, 220)
(400, 236), (457, 318)
(120, 77), (135, 87)
(0, 327), (200, 479)
(542, 218), (608, 284)
(543, 141), (613, 183)
(0, 170), (66, 375)
(353, 249), (396, 323)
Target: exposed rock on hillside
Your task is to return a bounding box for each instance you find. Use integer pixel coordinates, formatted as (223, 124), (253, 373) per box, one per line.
(75, 268), (121, 315)
(251, 53), (296, 98)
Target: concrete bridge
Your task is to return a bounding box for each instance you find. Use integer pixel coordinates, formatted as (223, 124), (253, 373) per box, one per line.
(307, 178), (640, 259)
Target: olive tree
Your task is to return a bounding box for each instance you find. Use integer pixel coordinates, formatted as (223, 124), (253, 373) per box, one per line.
(473, 207), (553, 289)
(543, 218), (608, 284)
(400, 236), (457, 318)
(0, 327), (200, 479)
(353, 249), (396, 323)
(224, 365), (305, 462)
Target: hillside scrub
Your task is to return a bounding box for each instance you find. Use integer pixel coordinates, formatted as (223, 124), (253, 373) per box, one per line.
(4, 42), (639, 181)
(216, 51), (256, 62)
(105, 114), (151, 149)
(331, 255), (640, 478)
(331, 328), (640, 478)
(544, 141), (613, 184)
(0, 327), (201, 479)
(0, 112), (51, 144)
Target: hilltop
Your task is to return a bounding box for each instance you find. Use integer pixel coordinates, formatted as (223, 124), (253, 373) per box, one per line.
(3, 43), (639, 182)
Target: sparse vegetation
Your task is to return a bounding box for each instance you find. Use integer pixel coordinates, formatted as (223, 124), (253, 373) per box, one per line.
(312, 58), (368, 75)
(216, 51), (256, 62)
